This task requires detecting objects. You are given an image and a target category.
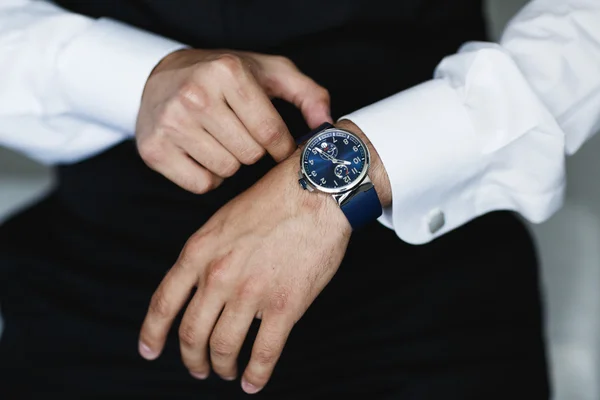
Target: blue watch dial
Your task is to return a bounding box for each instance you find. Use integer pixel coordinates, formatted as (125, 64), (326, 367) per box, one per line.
(301, 129), (368, 192)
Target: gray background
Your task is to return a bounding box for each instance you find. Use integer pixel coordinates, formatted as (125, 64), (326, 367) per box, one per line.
(1, 1), (598, 398)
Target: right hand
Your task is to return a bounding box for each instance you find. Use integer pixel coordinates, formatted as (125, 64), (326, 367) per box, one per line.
(135, 49), (332, 194)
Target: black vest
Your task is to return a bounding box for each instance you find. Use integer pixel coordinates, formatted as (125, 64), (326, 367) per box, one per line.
(49, 0), (488, 283)
(56, 0), (484, 49)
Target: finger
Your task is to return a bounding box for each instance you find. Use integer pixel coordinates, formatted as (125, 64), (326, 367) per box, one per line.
(223, 75), (295, 162)
(179, 251), (240, 379)
(175, 126), (242, 178)
(241, 317), (293, 395)
(141, 140), (223, 194)
(179, 285), (226, 380)
(266, 58), (332, 129)
(208, 288), (260, 380)
(139, 233), (214, 360)
(199, 104), (266, 166)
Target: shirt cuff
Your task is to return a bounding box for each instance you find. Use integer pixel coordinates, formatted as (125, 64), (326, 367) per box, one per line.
(56, 18), (186, 135)
(340, 80), (486, 244)
(341, 64), (567, 244)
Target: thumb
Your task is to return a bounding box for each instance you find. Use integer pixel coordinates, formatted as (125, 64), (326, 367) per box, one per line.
(265, 58), (333, 129)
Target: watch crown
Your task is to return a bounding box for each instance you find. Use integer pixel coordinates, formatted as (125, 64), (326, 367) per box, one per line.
(298, 178), (314, 192)
(298, 178), (308, 190)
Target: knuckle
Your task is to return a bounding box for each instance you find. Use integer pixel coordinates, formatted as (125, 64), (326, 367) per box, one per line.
(195, 176), (215, 194)
(257, 118), (286, 148)
(148, 291), (171, 319)
(179, 234), (209, 266)
(185, 170), (214, 195)
(210, 335), (235, 359)
(268, 289), (291, 314)
(179, 322), (200, 348)
(254, 348), (277, 366)
(239, 145), (265, 165)
(205, 254), (233, 288)
(217, 157), (241, 178)
(272, 55), (295, 68)
(177, 80), (210, 111)
(137, 139), (164, 167)
(317, 87), (330, 102)
(212, 54), (244, 77)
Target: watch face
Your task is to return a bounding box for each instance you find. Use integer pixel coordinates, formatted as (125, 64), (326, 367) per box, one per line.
(301, 129), (369, 193)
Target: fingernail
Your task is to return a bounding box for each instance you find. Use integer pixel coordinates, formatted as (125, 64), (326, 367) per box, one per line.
(138, 341), (158, 360)
(190, 371), (209, 380)
(222, 375), (236, 381)
(241, 378), (262, 394)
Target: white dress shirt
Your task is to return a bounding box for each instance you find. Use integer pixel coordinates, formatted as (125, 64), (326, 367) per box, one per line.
(1, 0), (599, 244)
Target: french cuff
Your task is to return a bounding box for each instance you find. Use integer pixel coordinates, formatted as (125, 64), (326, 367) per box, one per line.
(340, 80), (484, 245)
(56, 18), (187, 135)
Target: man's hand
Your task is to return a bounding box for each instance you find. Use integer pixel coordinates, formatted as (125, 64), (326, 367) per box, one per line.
(136, 49), (332, 194)
(137, 120), (391, 394)
(138, 149), (350, 393)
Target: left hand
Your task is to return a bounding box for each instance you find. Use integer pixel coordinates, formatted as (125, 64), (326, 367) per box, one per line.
(138, 150), (352, 394)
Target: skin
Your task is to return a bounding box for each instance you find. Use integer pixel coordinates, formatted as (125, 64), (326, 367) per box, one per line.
(136, 49), (333, 194)
(138, 117), (393, 394)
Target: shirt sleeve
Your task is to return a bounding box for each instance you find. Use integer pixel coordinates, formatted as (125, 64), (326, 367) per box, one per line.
(340, 0), (600, 244)
(0, 0), (185, 164)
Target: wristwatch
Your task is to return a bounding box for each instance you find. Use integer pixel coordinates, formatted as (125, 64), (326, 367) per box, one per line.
(297, 122), (382, 230)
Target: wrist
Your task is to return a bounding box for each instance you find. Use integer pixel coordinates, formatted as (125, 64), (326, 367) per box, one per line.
(335, 119), (392, 207)
(284, 120), (391, 232)
(278, 148), (350, 230)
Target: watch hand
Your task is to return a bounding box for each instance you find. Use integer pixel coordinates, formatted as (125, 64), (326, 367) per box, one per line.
(334, 159), (351, 166)
(315, 147), (335, 161)
(315, 147), (352, 166)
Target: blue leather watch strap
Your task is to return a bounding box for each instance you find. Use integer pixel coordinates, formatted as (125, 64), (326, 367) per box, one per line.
(340, 185), (382, 230)
(295, 122), (334, 146)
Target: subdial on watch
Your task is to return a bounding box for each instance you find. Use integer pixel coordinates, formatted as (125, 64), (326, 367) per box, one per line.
(318, 141), (338, 160)
(334, 164), (349, 179)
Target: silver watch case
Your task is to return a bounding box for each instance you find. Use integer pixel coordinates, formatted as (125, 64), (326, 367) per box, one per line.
(298, 127), (374, 208)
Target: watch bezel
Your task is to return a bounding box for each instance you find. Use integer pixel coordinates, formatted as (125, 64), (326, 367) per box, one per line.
(300, 128), (371, 194)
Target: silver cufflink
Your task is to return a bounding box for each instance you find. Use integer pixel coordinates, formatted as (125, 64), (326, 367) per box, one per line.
(427, 209), (445, 234)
